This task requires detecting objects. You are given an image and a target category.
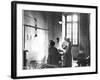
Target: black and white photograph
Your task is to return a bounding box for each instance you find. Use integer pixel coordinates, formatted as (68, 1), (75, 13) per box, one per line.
(11, 1), (97, 79)
(23, 11), (90, 69)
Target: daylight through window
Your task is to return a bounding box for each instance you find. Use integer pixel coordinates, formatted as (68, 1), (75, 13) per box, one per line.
(66, 14), (79, 45)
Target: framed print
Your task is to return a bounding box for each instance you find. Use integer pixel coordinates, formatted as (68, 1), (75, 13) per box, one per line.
(11, 1), (98, 79)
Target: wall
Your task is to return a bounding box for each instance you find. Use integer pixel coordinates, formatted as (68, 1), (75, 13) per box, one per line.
(24, 11), (62, 63)
(80, 14), (90, 57)
(71, 14), (90, 59)
(48, 13), (62, 48)
(24, 11), (51, 63)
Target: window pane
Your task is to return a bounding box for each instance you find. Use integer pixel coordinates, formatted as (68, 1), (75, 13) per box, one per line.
(66, 14), (78, 45)
(67, 15), (72, 22)
(73, 23), (78, 44)
(73, 14), (78, 22)
(67, 23), (71, 39)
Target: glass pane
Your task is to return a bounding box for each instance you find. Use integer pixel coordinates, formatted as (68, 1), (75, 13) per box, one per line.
(67, 23), (71, 39)
(73, 14), (78, 22)
(73, 23), (78, 44)
(67, 15), (72, 22)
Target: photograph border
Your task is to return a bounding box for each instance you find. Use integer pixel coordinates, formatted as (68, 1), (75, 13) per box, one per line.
(11, 1), (98, 79)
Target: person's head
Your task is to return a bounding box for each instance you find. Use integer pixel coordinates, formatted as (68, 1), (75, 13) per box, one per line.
(50, 40), (55, 47)
(56, 37), (60, 43)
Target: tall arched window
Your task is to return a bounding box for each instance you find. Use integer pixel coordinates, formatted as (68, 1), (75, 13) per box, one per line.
(65, 14), (79, 45)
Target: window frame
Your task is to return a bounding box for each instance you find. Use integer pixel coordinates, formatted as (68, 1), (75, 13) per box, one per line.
(65, 13), (80, 46)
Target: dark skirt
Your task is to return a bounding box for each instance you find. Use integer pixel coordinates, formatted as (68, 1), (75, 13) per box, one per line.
(63, 50), (72, 67)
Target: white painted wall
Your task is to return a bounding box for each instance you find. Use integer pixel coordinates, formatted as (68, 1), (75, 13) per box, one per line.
(0, 0), (99, 80)
(24, 11), (49, 63)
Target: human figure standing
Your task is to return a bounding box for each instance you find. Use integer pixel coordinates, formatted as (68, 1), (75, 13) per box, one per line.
(47, 40), (60, 67)
(62, 38), (72, 67)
